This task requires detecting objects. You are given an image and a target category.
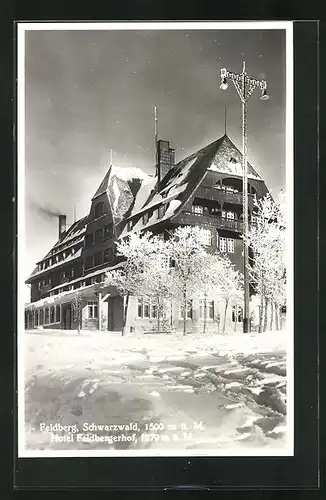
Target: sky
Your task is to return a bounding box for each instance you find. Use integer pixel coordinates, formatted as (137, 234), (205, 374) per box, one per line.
(23, 26), (286, 301)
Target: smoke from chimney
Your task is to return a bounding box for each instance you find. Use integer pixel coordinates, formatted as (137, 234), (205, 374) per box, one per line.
(58, 214), (67, 240)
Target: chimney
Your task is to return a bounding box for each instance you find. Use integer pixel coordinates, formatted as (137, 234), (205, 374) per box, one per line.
(157, 140), (175, 185)
(58, 214), (67, 240)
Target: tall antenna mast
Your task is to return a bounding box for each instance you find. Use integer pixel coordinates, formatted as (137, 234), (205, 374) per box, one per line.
(154, 105), (159, 183)
(110, 149), (113, 167)
(224, 106), (227, 135)
(73, 205), (76, 223)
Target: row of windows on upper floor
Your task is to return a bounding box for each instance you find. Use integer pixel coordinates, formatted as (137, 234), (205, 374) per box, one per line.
(192, 205), (258, 222)
(47, 274), (106, 297)
(37, 222), (114, 272)
(38, 267), (76, 289)
(50, 237), (82, 256)
(37, 246), (78, 272)
(85, 223), (114, 247)
(126, 204), (167, 232)
(37, 247), (113, 291)
(192, 228), (236, 253)
(84, 247), (114, 270)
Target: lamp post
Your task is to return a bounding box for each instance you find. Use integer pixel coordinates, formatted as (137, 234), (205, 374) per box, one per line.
(220, 61), (269, 333)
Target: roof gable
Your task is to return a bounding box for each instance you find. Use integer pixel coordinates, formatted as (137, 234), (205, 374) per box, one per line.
(209, 135), (263, 180)
(120, 134), (265, 235)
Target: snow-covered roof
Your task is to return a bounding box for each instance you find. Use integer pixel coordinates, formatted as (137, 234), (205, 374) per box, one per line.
(25, 263), (124, 308)
(48, 262), (123, 292)
(119, 134), (265, 237)
(27, 249), (83, 282)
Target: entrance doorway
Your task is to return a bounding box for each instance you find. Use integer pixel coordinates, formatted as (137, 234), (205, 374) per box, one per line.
(107, 296), (123, 332)
(62, 305), (72, 330)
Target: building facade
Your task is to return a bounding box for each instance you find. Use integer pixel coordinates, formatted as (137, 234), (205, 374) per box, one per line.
(25, 133), (273, 334)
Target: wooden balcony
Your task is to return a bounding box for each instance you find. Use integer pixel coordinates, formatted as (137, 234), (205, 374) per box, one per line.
(176, 211), (245, 233)
(39, 283), (52, 298)
(195, 185), (254, 206)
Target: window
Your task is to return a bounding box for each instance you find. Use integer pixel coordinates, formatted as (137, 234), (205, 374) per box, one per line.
(227, 211), (235, 220)
(232, 305), (243, 323)
(71, 247), (75, 255)
(192, 205), (204, 215)
(220, 237), (227, 252)
(71, 267), (75, 278)
(199, 300), (214, 320)
(103, 247), (113, 262)
(94, 201), (105, 219)
(55, 305), (61, 323)
(200, 229), (212, 246)
(180, 300), (193, 319)
(61, 271), (67, 280)
(95, 228), (104, 242)
(85, 255), (94, 269)
(94, 252), (103, 266)
(50, 306), (55, 324)
(35, 311), (39, 326)
(39, 309), (44, 325)
(85, 233), (93, 248)
(221, 210), (226, 218)
(49, 258), (52, 266)
(158, 205), (166, 219)
(127, 221), (133, 231)
(143, 213), (149, 225)
(104, 223), (113, 238)
(88, 301), (98, 318)
(227, 238), (235, 253)
(137, 298), (157, 319)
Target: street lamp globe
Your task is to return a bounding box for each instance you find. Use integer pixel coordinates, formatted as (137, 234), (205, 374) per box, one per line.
(220, 78), (228, 91)
(260, 88), (269, 100)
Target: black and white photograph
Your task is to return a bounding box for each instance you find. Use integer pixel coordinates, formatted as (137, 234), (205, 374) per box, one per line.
(17, 21), (293, 457)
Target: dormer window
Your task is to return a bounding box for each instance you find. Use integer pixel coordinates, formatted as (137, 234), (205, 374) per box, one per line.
(192, 205), (203, 215)
(127, 221), (133, 231)
(143, 213), (149, 225)
(104, 223), (113, 239)
(94, 201), (105, 219)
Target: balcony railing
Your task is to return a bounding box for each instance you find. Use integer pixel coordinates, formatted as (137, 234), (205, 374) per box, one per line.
(177, 211), (245, 232)
(196, 185), (255, 206)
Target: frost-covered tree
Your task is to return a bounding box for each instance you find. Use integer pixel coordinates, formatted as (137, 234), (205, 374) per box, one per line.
(105, 232), (154, 335)
(105, 232), (173, 335)
(169, 226), (213, 336)
(140, 237), (174, 331)
(244, 193), (286, 332)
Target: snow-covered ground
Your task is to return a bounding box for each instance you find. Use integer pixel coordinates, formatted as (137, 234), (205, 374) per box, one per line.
(22, 329), (289, 455)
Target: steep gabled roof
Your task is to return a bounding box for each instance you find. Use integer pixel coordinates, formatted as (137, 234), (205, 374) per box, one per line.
(120, 134), (265, 236)
(92, 165), (153, 224)
(26, 216), (88, 283)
